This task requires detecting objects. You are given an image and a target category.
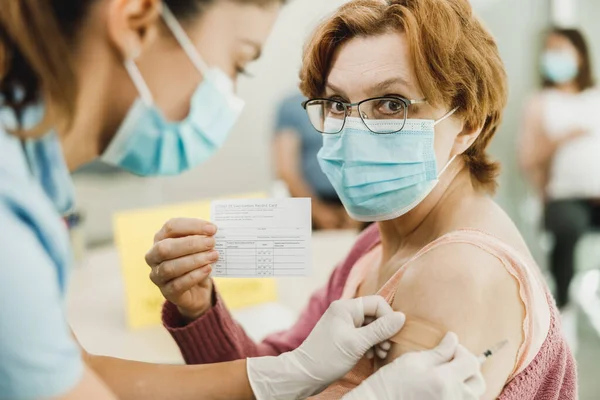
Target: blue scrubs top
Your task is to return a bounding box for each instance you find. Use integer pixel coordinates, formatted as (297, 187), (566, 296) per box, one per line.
(0, 108), (83, 399)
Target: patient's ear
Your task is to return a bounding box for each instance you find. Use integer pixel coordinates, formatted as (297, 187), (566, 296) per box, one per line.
(451, 121), (483, 155)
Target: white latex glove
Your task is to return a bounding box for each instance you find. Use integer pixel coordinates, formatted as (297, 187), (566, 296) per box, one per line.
(343, 332), (486, 400)
(247, 296), (406, 400)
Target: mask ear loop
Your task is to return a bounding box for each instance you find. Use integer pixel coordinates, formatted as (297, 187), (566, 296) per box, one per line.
(433, 107), (460, 177)
(124, 50), (155, 107)
(433, 106), (459, 126)
(438, 154), (458, 178)
(160, 4), (209, 76)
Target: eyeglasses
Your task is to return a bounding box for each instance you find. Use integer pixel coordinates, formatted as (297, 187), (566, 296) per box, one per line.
(301, 96), (427, 134)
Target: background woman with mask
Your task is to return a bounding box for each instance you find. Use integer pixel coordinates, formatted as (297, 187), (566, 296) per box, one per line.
(519, 27), (600, 335)
(0, 0), (460, 398)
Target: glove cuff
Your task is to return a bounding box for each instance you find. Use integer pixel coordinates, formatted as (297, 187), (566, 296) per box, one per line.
(247, 353), (328, 400)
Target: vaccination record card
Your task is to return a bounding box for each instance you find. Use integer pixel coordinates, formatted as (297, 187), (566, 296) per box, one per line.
(210, 198), (312, 278)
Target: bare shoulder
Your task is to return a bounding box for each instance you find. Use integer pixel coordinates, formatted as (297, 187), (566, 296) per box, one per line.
(394, 242), (524, 342)
(388, 241), (525, 399)
(454, 196), (533, 259)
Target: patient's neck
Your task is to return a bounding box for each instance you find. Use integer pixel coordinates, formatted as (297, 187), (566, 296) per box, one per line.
(377, 162), (476, 260)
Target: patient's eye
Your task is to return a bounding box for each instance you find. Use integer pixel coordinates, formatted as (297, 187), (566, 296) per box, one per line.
(326, 99), (347, 116)
(372, 98), (406, 118)
(382, 99), (404, 114)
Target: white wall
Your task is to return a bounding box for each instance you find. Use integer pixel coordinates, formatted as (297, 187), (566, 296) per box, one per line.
(579, 0), (600, 78)
(469, 0), (551, 264)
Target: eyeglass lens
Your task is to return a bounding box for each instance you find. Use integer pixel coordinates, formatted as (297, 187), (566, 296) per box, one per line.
(305, 98), (407, 134)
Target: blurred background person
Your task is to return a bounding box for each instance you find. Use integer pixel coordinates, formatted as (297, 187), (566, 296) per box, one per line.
(519, 27), (600, 350)
(273, 91), (363, 230)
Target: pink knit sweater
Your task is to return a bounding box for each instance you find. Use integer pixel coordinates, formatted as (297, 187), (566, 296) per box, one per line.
(163, 224), (577, 399)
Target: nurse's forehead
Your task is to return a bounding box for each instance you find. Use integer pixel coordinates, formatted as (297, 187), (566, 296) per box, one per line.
(227, 3), (279, 41)
(326, 33), (420, 96)
(199, 2), (278, 43)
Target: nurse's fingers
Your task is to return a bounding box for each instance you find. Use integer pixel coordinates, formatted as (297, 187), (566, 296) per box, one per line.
(149, 249), (219, 285)
(146, 235), (216, 267)
(438, 345), (481, 382)
(364, 316), (393, 360)
(375, 341), (392, 359)
(360, 295), (397, 319)
(160, 265), (212, 298)
(367, 343), (392, 360)
(154, 218), (217, 242)
(464, 372), (486, 399)
(375, 345), (389, 359)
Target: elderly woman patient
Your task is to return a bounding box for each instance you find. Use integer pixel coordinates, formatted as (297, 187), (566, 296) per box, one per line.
(151, 0), (577, 399)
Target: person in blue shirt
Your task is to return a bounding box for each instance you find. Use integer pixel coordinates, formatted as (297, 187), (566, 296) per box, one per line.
(274, 92), (363, 230)
(0, 0), (485, 399)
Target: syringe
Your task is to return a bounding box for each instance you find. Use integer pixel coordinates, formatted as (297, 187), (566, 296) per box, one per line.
(478, 339), (509, 364)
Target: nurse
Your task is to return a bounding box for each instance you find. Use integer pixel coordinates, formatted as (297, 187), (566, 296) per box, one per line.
(0, 0), (484, 399)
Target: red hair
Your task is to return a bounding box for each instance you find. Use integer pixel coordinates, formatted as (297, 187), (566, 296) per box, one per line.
(300, 0), (508, 193)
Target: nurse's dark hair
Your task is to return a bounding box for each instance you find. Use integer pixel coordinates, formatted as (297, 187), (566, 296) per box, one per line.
(541, 27), (595, 91)
(0, 0), (282, 136)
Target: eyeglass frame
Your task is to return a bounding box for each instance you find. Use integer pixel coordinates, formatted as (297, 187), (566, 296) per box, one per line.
(301, 95), (427, 135)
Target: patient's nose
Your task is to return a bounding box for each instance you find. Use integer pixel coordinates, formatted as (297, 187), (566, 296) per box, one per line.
(348, 106), (361, 118)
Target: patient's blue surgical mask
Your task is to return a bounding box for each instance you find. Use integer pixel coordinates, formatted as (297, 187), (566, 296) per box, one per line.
(317, 110), (457, 222)
(101, 5), (244, 176)
(541, 50), (579, 84)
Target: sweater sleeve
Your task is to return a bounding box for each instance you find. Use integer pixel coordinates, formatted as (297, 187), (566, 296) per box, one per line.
(163, 224), (381, 365)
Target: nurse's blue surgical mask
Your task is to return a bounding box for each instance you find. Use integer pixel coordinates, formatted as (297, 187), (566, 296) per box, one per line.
(101, 5), (245, 176)
(317, 109), (457, 222)
(541, 50), (579, 84)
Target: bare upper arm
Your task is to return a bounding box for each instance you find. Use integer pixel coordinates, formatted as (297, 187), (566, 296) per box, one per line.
(519, 95), (550, 171)
(55, 366), (116, 400)
(381, 243), (524, 400)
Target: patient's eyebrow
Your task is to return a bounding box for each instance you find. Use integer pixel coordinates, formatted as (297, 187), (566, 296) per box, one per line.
(325, 76), (417, 100)
(369, 76), (413, 96)
(325, 82), (349, 98)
